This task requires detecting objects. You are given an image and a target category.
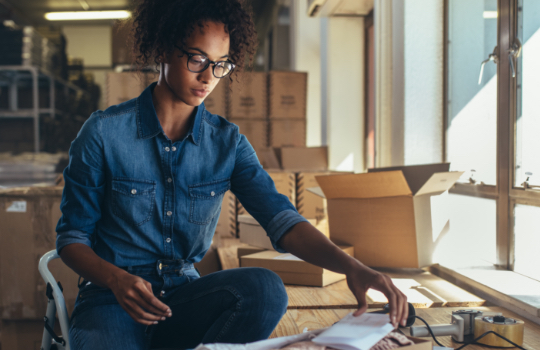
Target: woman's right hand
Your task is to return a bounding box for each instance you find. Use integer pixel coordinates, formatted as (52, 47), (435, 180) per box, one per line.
(108, 270), (172, 325)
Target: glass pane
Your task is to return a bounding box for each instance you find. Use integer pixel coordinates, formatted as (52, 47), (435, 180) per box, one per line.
(447, 0), (497, 185)
(433, 193), (497, 267)
(514, 204), (540, 281)
(515, 1), (540, 187)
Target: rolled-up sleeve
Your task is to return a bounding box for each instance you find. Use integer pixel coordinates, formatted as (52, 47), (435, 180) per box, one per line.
(230, 134), (308, 253)
(56, 112), (105, 254)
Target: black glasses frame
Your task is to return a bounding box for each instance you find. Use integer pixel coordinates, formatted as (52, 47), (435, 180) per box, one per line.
(175, 45), (235, 78)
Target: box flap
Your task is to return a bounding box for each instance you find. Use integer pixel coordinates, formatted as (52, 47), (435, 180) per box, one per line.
(368, 163), (450, 195)
(237, 214), (259, 225)
(258, 148), (281, 169)
(315, 172), (412, 199)
(415, 171), (464, 196)
(306, 186), (326, 198)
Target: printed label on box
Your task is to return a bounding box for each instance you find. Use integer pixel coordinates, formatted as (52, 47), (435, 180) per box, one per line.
(6, 201), (27, 213)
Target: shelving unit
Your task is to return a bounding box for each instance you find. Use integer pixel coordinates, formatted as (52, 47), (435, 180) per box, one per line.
(0, 65), (87, 153)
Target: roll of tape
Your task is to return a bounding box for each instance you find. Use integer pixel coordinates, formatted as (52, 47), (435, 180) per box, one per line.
(474, 316), (524, 347)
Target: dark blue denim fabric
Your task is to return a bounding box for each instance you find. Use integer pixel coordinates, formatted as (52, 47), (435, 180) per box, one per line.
(70, 264), (288, 349)
(56, 82), (307, 266)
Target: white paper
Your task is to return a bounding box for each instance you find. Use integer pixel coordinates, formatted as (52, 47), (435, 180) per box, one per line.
(6, 201), (27, 213)
(433, 347), (453, 350)
(312, 313), (394, 350)
(273, 253), (303, 261)
(194, 328), (327, 350)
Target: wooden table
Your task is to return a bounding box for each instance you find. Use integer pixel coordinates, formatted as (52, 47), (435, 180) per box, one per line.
(271, 306), (540, 349)
(217, 244), (485, 309)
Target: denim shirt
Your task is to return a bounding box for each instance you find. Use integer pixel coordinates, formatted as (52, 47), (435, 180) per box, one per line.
(56, 82), (307, 267)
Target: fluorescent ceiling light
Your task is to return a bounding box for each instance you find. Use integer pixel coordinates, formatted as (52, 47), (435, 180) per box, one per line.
(483, 11), (497, 19)
(45, 10), (130, 21)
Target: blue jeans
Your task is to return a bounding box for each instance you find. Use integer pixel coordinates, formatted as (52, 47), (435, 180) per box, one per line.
(69, 260), (288, 350)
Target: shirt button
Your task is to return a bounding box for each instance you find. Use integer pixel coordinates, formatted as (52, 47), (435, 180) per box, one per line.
(211, 191), (215, 197)
(166, 211), (172, 216)
(166, 237), (171, 243)
(167, 178), (172, 183)
(131, 189), (137, 195)
(165, 147), (170, 152)
(172, 146), (177, 151)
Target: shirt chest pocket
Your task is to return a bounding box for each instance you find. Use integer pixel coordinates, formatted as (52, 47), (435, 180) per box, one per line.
(189, 179), (230, 225)
(111, 178), (156, 227)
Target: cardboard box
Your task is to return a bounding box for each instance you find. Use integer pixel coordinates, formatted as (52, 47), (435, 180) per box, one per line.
(240, 246), (354, 287)
(106, 72), (147, 107)
(268, 71), (307, 120)
(236, 171), (295, 215)
(214, 190), (237, 239)
(237, 245), (266, 259)
(230, 118), (269, 154)
(259, 147), (328, 172)
(194, 246), (220, 277)
(112, 22), (133, 65)
(204, 79), (228, 117)
(0, 319), (61, 350)
(229, 72), (267, 119)
(312, 163), (463, 268)
(269, 120), (306, 148)
(0, 186), (79, 320)
(238, 214), (318, 250)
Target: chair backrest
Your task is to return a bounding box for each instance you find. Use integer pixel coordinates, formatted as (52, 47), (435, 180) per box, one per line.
(39, 250), (71, 350)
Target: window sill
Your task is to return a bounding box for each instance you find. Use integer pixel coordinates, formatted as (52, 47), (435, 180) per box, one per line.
(428, 263), (540, 325)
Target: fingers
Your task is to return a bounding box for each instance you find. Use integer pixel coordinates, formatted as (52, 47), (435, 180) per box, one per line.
(377, 274), (407, 328)
(137, 282), (172, 317)
(353, 293), (368, 317)
(122, 298), (164, 325)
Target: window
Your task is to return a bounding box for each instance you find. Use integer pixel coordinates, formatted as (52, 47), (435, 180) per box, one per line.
(445, 0), (540, 282)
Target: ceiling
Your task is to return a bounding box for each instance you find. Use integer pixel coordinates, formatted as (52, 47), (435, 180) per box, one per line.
(1, 0), (133, 26)
(1, 0), (276, 27)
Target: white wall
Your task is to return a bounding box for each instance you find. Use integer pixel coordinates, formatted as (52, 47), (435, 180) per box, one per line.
(325, 17), (365, 172)
(63, 25), (112, 67)
(290, 0), (322, 147)
(404, 0), (444, 165)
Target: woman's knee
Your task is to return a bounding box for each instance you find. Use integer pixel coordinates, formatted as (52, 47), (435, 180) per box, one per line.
(239, 267), (288, 311)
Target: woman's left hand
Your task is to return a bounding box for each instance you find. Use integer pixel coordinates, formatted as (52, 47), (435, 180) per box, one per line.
(345, 263), (408, 328)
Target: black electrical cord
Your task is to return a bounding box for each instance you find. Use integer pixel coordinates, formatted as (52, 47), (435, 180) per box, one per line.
(412, 316), (528, 350)
(454, 330), (527, 350)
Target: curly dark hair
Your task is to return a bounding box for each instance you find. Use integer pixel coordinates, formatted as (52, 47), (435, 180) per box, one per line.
(130, 0), (257, 77)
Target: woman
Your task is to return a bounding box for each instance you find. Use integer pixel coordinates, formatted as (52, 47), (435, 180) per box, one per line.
(56, 0), (408, 349)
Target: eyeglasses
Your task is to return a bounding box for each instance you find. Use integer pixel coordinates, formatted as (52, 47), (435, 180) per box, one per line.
(175, 45), (235, 78)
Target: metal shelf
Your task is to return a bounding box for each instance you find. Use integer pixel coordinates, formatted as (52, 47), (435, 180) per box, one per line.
(0, 65), (88, 153)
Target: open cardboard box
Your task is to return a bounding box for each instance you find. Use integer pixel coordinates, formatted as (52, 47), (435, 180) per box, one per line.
(240, 246), (353, 287)
(309, 163), (463, 268)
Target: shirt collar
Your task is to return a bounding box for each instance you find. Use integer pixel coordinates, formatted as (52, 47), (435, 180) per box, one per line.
(137, 82), (204, 146)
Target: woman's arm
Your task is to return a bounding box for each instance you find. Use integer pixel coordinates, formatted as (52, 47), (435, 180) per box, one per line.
(277, 222), (408, 328)
(60, 243), (171, 325)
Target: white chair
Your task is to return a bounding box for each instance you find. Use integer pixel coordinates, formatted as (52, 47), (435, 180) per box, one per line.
(38, 250), (71, 350)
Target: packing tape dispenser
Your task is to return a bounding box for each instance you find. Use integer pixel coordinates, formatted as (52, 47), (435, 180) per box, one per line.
(410, 310), (525, 347)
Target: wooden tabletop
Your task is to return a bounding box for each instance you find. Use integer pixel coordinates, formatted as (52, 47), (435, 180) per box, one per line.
(271, 306), (540, 349)
(217, 243), (485, 310)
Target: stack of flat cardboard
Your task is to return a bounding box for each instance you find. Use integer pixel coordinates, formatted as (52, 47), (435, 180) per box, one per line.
(241, 247), (354, 287)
